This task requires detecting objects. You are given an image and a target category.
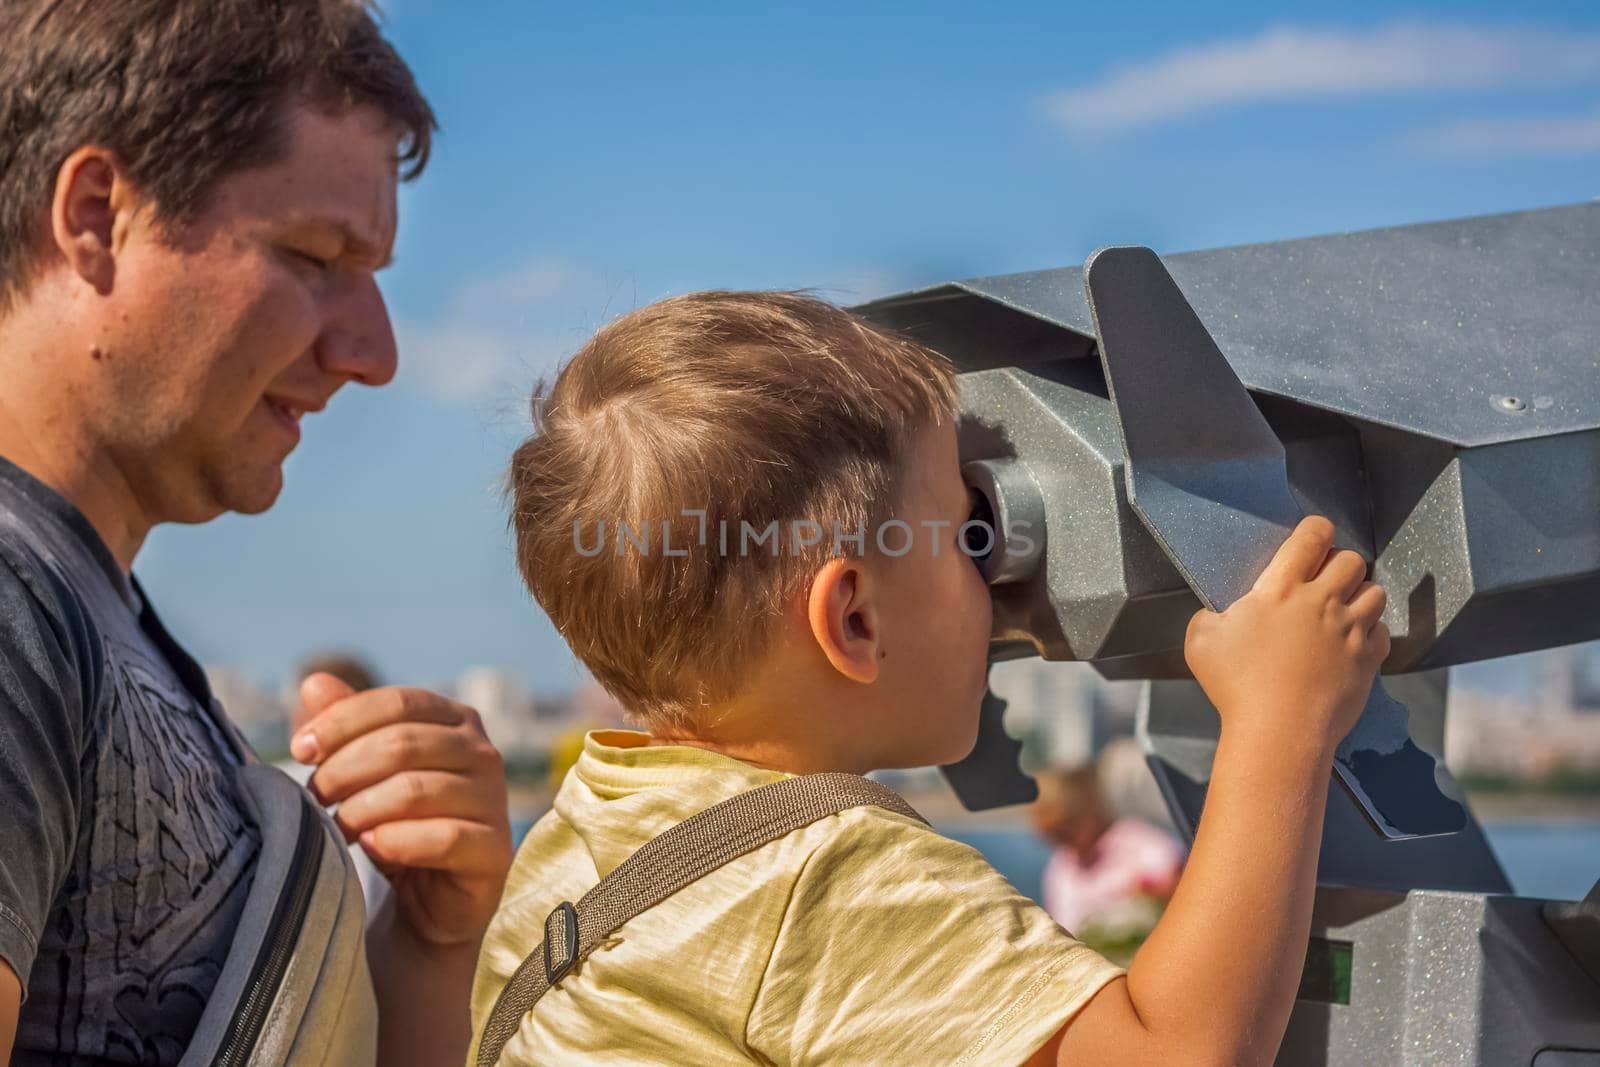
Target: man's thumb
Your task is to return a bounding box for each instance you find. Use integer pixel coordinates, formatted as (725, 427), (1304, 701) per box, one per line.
(293, 671), (356, 737)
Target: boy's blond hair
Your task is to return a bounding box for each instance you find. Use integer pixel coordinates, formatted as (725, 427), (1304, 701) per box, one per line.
(508, 290), (957, 730)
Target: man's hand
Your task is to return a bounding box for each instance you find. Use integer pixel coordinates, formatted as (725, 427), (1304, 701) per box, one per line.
(292, 674), (513, 950)
(1183, 515), (1390, 755)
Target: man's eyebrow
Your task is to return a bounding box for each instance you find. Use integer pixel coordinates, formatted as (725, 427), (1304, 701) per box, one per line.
(291, 215), (395, 270)
(339, 222), (396, 271)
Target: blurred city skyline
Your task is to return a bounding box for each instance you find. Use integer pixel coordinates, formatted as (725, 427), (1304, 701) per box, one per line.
(135, 1), (1600, 692)
(213, 648), (1600, 801)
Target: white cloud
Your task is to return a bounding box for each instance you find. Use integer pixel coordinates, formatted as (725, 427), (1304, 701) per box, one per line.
(1044, 21), (1600, 135)
(395, 320), (518, 402)
(395, 256), (632, 405)
(1408, 105), (1600, 157)
(394, 260), (939, 405)
(448, 258), (595, 312)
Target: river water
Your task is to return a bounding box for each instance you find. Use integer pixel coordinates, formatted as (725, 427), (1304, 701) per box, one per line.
(509, 816), (1599, 902)
(943, 820), (1600, 904)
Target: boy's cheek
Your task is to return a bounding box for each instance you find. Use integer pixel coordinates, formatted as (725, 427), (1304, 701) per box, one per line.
(949, 696), (987, 764)
(971, 591), (994, 681)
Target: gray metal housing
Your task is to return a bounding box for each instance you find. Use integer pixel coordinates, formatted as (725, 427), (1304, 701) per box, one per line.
(857, 203), (1600, 677)
(856, 204), (1600, 1062)
(1278, 886), (1600, 1066)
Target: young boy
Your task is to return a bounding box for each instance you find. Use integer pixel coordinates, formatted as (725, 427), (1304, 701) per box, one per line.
(470, 291), (1389, 1065)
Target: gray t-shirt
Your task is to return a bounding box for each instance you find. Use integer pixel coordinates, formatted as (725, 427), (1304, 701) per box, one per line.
(0, 456), (262, 1065)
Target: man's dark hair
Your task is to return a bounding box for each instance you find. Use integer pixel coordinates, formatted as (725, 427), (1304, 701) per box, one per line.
(0, 0), (436, 308)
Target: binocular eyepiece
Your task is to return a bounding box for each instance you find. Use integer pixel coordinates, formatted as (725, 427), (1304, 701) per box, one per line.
(951, 362), (1199, 675)
(960, 459), (1046, 587)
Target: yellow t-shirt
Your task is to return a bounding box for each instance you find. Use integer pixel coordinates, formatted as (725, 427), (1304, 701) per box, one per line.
(469, 731), (1122, 1066)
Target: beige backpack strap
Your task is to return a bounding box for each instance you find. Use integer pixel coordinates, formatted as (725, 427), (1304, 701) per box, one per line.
(475, 772), (925, 1066)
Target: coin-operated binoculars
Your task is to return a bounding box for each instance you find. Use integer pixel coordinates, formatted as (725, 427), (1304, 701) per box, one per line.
(856, 203), (1600, 1066)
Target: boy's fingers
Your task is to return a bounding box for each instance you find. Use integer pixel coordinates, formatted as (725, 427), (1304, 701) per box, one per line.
(291, 686), (467, 765)
(1348, 581), (1388, 629)
(1368, 620), (1393, 662)
(1255, 516), (1336, 592)
(1183, 607), (1214, 654)
(1316, 549), (1369, 601)
(307, 722), (491, 806)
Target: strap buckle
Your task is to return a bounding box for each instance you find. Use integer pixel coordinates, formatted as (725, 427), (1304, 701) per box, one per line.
(543, 901), (580, 987)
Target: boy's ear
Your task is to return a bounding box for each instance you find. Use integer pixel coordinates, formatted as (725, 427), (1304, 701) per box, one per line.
(806, 557), (882, 685)
(50, 145), (135, 295)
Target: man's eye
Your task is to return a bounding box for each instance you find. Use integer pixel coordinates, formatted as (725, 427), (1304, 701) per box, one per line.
(289, 249), (332, 273)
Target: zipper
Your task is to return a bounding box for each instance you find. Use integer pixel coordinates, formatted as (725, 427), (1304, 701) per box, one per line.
(212, 794), (326, 1067)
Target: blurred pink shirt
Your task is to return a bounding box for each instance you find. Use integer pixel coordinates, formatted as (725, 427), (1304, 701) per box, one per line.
(1041, 818), (1186, 935)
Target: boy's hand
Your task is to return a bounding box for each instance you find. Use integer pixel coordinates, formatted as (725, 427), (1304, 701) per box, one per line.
(292, 674), (514, 950)
(1183, 515), (1390, 756)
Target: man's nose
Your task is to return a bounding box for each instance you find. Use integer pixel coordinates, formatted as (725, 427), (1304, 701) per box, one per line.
(316, 274), (399, 387)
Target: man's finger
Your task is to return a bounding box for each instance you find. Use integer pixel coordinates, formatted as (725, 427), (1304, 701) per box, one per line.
(359, 818), (508, 876)
(292, 672), (356, 741)
(1255, 515), (1336, 591)
(290, 686), (466, 765)
(307, 722), (490, 805)
(333, 770), (492, 838)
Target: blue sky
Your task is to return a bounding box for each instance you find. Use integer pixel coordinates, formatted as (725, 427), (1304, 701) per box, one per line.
(138, 1), (1600, 695)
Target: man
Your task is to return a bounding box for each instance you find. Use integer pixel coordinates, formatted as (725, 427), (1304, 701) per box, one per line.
(0, 2), (512, 1064)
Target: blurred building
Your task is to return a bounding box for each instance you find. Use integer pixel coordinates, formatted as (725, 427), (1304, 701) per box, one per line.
(993, 643), (1600, 786)
(205, 665), (289, 755)
(1446, 689), (1600, 780)
(569, 679), (628, 729)
(1446, 644), (1600, 779)
(1568, 644), (1600, 712)
(989, 657), (1139, 770)
(455, 666), (571, 761)
(1097, 735), (1175, 829)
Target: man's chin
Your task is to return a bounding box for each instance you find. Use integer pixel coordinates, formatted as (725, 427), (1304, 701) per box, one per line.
(227, 490), (282, 517)
(229, 476), (286, 516)
(199, 465), (286, 519)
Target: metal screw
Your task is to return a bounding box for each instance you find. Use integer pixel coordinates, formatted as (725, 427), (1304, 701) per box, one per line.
(1495, 395), (1527, 413)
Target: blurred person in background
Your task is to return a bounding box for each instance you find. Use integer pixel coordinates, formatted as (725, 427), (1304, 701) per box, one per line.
(1031, 765), (1187, 964)
(297, 651), (380, 696)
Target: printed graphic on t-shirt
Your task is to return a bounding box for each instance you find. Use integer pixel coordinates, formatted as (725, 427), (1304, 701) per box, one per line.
(20, 639), (260, 1065)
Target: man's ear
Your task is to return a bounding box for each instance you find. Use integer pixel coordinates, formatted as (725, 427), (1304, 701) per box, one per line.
(50, 146), (134, 295)
(806, 557), (882, 685)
